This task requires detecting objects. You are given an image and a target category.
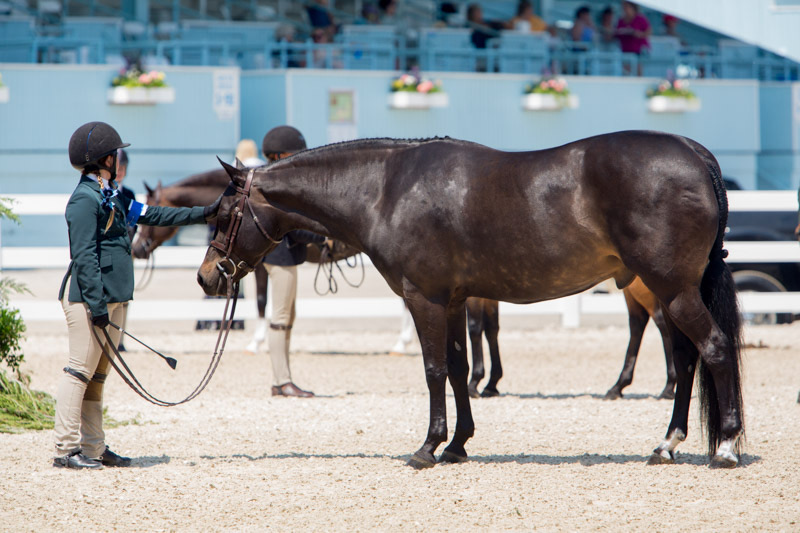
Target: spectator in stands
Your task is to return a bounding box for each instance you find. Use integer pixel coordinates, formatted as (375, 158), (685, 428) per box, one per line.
(307, 0), (337, 39)
(571, 5), (596, 43)
(437, 2), (461, 27)
(357, 2), (381, 24)
(616, 1), (651, 74)
(311, 27), (343, 68)
(598, 6), (617, 49)
(509, 0), (547, 33)
(466, 4), (499, 49)
(663, 14), (686, 46)
(379, 0), (398, 24)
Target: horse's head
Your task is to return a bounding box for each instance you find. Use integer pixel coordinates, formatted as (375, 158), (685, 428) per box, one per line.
(197, 159), (283, 296)
(131, 181), (180, 259)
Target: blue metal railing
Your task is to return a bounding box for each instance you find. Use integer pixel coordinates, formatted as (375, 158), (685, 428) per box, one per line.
(1, 37), (798, 81)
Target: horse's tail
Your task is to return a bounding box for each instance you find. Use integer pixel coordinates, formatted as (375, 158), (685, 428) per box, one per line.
(688, 138), (745, 457)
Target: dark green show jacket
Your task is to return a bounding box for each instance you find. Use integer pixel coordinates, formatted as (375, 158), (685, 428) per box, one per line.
(61, 175), (206, 317)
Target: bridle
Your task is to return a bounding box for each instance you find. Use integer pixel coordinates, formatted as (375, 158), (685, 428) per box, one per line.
(209, 168), (280, 281)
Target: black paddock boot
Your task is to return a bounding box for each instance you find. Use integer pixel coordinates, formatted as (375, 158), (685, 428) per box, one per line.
(99, 446), (132, 467)
(53, 449), (103, 470)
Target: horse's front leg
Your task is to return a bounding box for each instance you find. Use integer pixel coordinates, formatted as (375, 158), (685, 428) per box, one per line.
(441, 301), (475, 463)
(403, 290), (448, 469)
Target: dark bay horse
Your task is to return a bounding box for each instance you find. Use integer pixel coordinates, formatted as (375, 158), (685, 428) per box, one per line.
(138, 170), (675, 399)
(197, 131), (744, 469)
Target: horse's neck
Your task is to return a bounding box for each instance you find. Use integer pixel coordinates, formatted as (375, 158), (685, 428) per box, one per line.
(257, 161), (378, 246)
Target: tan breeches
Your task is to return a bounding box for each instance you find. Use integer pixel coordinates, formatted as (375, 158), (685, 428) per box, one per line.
(264, 264), (297, 387)
(54, 300), (125, 459)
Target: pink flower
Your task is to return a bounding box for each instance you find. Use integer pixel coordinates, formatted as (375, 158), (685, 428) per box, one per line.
(417, 80), (433, 93)
(139, 73), (152, 85)
(673, 80), (683, 90)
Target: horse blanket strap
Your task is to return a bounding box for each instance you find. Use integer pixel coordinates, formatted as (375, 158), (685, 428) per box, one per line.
(91, 372), (107, 384)
(63, 366), (89, 384)
(269, 323), (293, 331)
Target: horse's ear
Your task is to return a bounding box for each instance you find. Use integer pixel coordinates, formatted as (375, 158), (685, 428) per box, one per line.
(234, 157), (246, 171)
(144, 182), (153, 195)
(217, 156), (245, 186)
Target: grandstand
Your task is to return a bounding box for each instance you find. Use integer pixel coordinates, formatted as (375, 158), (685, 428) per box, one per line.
(0, 1), (798, 79)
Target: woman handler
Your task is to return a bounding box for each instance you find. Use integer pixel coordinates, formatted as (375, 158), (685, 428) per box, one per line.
(54, 122), (220, 469)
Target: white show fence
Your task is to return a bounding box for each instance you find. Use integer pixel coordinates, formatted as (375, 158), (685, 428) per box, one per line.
(3, 191), (800, 326)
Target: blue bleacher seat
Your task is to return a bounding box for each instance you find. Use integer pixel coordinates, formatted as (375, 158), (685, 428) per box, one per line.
(0, 15), (35, 62)
(641, 36), (681, 78)
(180, 20), (277, 67)
(494, 30), (548, 74)
(719, 39), (758, 79)
(419, 28), (475, 72)
(62, 17), (123, 47)
(338, 24), (398, 70)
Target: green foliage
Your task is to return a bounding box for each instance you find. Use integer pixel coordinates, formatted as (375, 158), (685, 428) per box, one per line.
(0, 307), (26, 380)
(0, 197), (20, 224)
(0, 372), (54, 432)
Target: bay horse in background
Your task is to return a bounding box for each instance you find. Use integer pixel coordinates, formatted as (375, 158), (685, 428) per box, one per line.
(131, 168), (353, 351)
(197, 131), (745, 469)
(467, 277), (676, 401)
(135, 170), (675, 399)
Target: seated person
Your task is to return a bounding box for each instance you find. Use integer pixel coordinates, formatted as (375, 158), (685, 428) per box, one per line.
(509, 0), (547, 33)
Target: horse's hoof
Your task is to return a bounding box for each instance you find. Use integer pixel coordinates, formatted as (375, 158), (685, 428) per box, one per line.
(480, 387), (499, 398)
(439, 450), (468, 464)
(603, 389), (622, 401)
(407, 452), (436, 469)
(710, 454), (738, 469)
(658, 390), (676, 400)
(468, 386), (480, 399)
(646, 450), (675, 465)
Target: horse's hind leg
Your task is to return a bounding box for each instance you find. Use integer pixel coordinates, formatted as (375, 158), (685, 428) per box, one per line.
(466, 299), (485, 399)
(481, 300), (502, 397)
(441, 300), (475, 463)
(648, 311), (696, 464)
(605, 291), (649, 400)
(403, 287), (449, 469)
(651, 304), (676, 400)
(650, 288), (743, 466)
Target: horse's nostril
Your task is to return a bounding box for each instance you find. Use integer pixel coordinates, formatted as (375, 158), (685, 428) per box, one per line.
(197, 272), (205, 287)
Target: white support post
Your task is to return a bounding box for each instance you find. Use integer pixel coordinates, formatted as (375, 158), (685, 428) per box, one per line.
(561, 295), (581, 328)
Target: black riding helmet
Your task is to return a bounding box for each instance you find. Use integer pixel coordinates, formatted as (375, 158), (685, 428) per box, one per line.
(262, 125), (306, 157)
(68, 121), (130, 178)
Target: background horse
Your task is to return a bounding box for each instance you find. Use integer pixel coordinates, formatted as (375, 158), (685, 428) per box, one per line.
(197, 131), (744, 469)
(467, 279), (676, 401)
(136, 170), (675, 399)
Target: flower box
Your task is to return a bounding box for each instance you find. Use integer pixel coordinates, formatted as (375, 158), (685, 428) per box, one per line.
(107, 86), (175, 105)
(647, 95), (701, 113)
(521, 93), (579, 111)
(0, 86), (8, 103)
(388, 91), (449, 109)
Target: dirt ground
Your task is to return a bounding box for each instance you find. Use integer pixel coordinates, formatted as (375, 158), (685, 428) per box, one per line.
(2, 317), (800, 532)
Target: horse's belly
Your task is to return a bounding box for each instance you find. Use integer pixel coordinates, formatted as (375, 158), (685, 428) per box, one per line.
(470, 256), (622, 304)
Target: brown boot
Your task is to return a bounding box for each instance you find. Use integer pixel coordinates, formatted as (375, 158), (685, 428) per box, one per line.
(271, 382), (314, 398)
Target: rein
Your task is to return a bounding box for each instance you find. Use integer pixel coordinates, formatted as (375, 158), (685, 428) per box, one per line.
(134, 250), (156, 291)
(89, 169), (271, 407)
(313, 245), (366, 296)
(90, 276), (240, 406)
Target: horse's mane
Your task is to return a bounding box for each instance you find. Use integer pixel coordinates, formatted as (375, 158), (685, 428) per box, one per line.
(271, 136), (463, 167)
